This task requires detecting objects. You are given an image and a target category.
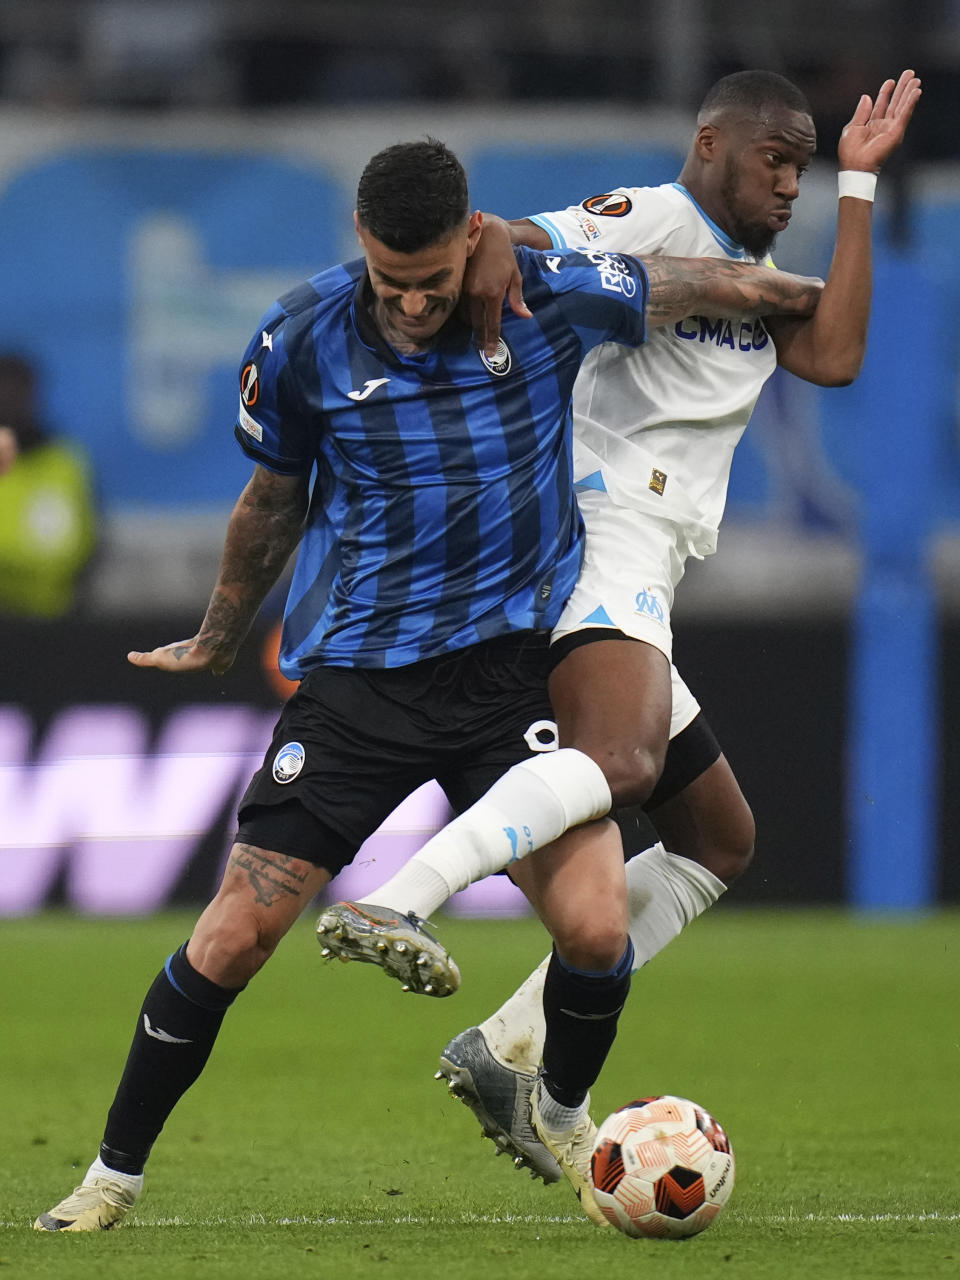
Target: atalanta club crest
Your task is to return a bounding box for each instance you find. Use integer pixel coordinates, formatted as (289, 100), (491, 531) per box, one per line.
(272, 741), (305, 784)
(479, 339), (512, 377)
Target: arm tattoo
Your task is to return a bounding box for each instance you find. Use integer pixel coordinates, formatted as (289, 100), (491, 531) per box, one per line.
(229, 843), (312, 908)
(644, 256), (822, 324)
(195, 469), (308, 663)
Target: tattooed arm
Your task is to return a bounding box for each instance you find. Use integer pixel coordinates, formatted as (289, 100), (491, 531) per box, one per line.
(128, 465), (309, 674)
(642, 255), (823, 329)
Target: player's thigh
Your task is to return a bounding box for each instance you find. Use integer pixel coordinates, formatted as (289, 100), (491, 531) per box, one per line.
(548, 635), (672, 754)
(438, 631), (558, 811)
(647, 754), (755, 884)
(237, 663), (444, 871)
(188, 843), (333, 986)
(508, 819), (628, 970)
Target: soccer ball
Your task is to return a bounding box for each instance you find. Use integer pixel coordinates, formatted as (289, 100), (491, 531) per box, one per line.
(590, 1095), (734, 1239)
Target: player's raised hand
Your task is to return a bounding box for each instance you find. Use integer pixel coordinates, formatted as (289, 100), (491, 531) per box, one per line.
(127, 635), (236, 675)
(838, 70), (922, 173)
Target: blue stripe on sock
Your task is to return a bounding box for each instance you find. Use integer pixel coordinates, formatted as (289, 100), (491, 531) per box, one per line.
(555, 938), (634, 981)
(163, 949), (187, 997)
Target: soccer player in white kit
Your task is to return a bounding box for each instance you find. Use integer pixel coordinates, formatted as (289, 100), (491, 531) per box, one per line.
(317, 69), (921, 1220)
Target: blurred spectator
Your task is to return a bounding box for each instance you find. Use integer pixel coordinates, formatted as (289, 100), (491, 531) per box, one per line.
(0, 354), (98, 618)
(0, 426), (16, 475)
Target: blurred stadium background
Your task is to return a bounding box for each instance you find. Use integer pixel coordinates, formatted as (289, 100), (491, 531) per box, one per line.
(1, 0), (958, 919)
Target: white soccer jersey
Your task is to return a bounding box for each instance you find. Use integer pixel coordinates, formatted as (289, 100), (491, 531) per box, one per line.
(532, 183), (779, 559)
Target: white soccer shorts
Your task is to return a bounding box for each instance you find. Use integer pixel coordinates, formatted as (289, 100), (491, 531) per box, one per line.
(551, 486), (700, 741)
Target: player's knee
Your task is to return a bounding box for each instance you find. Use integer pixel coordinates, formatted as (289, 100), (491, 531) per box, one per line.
(553, 917), (629, 974)
(601, 746), (665, 810)
(189, 905), (282, 986)
(697, 814), (756, 885)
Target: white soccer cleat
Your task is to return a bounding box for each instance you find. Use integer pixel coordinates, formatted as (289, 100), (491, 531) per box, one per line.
(530, 1079), (609, 1229)
(436, 1027), (562, 1183)
(316, 901), (460, 997)
(34, 1174), (141, 1232)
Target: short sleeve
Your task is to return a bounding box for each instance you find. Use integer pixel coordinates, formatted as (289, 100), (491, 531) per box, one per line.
(523, 245), (648, 353)
(530, 186), (678, 256)
(234, 314), (315, 476)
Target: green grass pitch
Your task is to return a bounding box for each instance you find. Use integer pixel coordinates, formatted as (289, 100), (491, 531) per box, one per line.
(2, 908), (958, 1279)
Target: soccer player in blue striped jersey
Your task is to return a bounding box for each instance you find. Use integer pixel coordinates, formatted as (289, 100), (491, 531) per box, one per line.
(34, 138), (824, 1231)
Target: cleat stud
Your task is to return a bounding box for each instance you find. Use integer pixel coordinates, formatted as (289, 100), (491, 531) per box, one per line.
(376, 942), (388, 954)
(401, 985), (410, 992)
(424, 983), (434, 995)
(395, 941), (408, 954)
(415, 954), (428, 967)
(338, 955), (351, 965)
(320, 947), (331, 957)
(434, 1071), (444, 1080)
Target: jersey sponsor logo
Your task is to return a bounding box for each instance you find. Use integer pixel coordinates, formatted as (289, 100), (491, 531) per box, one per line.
(241, 362), (260, 407)
(479, 338), (512, 376)
(674, 316), (770, 351)
(347, 377), (391, 401)
(272, 740), (305, 784)
(635, 588), (665, 624)
(582, 192), (632, 218)
(577, 247), (637, 297)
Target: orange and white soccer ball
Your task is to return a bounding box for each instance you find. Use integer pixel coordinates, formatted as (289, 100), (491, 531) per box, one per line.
(590, 1095), (735, 1239)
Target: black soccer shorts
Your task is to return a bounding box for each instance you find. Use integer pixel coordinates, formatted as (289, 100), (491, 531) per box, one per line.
(236, 631), (558, 875)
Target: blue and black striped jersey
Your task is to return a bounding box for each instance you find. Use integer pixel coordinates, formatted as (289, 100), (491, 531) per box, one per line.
(235, 245), (648, 675)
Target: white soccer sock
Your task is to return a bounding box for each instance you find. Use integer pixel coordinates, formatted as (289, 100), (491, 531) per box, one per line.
(478, 956), (549, 1074)
(357, 748), (611, 918)
(85, 1155), (144, 1194)
(624, 843), (726, 967)
(476, 844), (726, 1070)
(535, 1083), (590, 1131)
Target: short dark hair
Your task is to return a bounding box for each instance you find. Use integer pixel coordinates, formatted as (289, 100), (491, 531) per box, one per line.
(356, 138), (470, 253)
(698, 70), (812, 121)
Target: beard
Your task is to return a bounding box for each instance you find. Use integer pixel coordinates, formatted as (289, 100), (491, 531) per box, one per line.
(720, 161), (779, 259)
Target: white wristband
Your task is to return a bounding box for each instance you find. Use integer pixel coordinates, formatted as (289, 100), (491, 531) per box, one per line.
(838, 170), (878, 202)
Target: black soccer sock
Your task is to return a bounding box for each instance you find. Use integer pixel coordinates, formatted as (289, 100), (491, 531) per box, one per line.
(99, 942), (245, 1174)
(540, 940), (634, 1109)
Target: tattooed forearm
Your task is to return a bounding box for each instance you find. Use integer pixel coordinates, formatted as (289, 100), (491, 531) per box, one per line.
(229, 843), (312, 908)
(193, 468), (308, 666)
(643, 256), (824, 326)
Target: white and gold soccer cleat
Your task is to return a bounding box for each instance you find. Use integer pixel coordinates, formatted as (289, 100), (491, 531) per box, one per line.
(34, 1174), (141, 1232)
(316, 901), (460, 997)
(530, 1079), (609, 1229)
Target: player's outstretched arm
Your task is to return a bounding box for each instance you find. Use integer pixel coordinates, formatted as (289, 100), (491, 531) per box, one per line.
(642, 256), (824, 329)
(769, 69), (922, 386)
(128, 465), (308, 675)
